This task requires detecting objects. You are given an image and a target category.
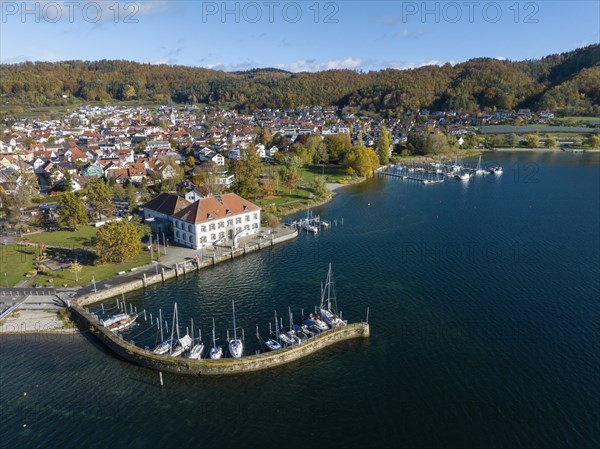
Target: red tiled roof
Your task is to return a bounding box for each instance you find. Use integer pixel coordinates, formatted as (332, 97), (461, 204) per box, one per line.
(173, 193), (260, 224)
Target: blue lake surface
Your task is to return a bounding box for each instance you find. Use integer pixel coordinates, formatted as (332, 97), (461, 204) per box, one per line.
(1, 152), (599, 449)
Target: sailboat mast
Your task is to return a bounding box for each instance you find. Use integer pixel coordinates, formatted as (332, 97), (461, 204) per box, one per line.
(159, 309), (163, 341)
(232, 300), (237, 340)
(169, 303), (176, 354)
(191, 318), (194, 344)
(212, 318), (216, 350)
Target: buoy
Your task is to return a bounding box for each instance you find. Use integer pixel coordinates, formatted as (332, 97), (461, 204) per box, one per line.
(23, 392), (27, 396)
(23, 424), (27, 428)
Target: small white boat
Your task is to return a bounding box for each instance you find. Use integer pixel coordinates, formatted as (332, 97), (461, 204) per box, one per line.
(319, 264), (348, 328)
(187, 319), (204, 360)
(475, 154), (487, 175)
(209, 318), (222, 359)
(265, 312), (282, 351)
(228, 300), (243, 358)
(153, 308), (171, 354)
(103, 313), (138, 332)
(455, 172), (471, 181)
(171, 334), (193, 357)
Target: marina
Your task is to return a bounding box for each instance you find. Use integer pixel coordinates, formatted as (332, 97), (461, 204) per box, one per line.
(77, 264), (365, 369)
(1, 152), (598, 448)
(376, 155), (503, 184)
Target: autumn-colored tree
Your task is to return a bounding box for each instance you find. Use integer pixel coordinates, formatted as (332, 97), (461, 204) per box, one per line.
(96, 221), (141, 263)
(57, 192), (88, 230)
(341, 146), (379, 178)
(69, 260), (82, 282)
(86, 178), (115, 219)
(311, 176), (330, 200)
(527, 134), (540, 148)
(231, 144), (262, 199)
(376, 124), (391, 165)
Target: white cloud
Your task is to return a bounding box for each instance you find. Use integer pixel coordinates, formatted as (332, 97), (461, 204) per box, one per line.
(276, 58), (371, 72)
(495, 56), (507, 61)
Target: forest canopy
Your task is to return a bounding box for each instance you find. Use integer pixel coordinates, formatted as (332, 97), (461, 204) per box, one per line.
(1, 45), (598, 115)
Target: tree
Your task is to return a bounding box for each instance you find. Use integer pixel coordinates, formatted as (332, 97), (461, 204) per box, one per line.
(70, 260), (82, 282)
(323, 134), (352, 161)
(125, 183), (138, 212)
(546, 136), (558, 148)
(86, 178), (115, 219)
(57, 192), (88, 230)
(376, 124), (391, 165)
(526, 133), (540, 148)
(424, 132), (450, 155)
(586, 134), (600, 149)
(311, 176), (330, 200)
(96, 221), (141, 263)
(231, 144), (262, 199)
(341, 146), (379, 178)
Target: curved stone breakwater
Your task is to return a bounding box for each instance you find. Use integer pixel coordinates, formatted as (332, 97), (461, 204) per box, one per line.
(70, 302), (370, 375)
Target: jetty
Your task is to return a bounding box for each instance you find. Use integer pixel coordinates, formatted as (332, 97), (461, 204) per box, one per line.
(69, 301), (370, 376)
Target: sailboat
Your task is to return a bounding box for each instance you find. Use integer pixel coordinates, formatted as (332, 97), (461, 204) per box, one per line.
(169, 303), (192, 357)
(265, 311), (282, 351)
(209, 318), (222, 359)
(153, 308), (172, 355)
(301, 205), (319, 234)
(102, 312), (138, 332)
(228, 300), (243, 358)
(320, 264), (348, 328)
(187, 318), (204, 360)
(475, 154), (487, 175)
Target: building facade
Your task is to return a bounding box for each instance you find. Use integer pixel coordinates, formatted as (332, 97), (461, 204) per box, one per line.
(172, 193), (261, 249)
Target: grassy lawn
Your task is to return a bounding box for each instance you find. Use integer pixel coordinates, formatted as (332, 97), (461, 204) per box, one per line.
(0, 242), (152, 287)
(298, 165), (349, 184)
(36, 251), (152, 288)
(0, 244), (38, 287)
(21, 226), (98, 249)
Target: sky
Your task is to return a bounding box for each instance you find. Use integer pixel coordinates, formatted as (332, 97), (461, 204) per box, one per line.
(1, 1), (598, 72)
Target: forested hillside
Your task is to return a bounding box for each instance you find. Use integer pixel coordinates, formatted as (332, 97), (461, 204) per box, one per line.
(1, 45), (598, 114)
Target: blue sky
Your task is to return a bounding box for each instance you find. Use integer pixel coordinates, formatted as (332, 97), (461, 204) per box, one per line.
(1, 1), (598, 71)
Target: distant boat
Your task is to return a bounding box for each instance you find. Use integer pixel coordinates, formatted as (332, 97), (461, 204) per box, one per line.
(171, 334), (193, 357)
(475, 154), (487, 175)
(209, 318), (222, 359)
(153, 308), (172, 355)
(455, 172), (471, 181)
(102, 313), (137, 332)
(265, 311), (282, 351)
(319, 264), (348, 328)
(301, 205), (319, 233)
(488, 166), (503, 174)
(228, 300), (243, 358)
(187, 318), (204, 360)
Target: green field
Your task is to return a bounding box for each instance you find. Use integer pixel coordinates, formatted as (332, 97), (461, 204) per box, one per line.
(480, 125), (597, 134)
(0, 244), (38, 287)
(35, 251), (151, 288)
(21, 226), (98, 249)
(0, 242), (152, 287)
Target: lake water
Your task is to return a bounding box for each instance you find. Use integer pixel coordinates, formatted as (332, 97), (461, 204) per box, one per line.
(1, 152), (599, 449)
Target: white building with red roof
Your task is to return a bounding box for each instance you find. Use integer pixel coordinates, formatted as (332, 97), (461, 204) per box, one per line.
(172, 193), (261, 249)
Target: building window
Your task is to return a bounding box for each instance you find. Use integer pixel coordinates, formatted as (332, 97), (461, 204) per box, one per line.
(209, 223), (216, 231)
(189, 235), (193, 243)
(236, 227), (241, 233)
(211, 234), (216, 240)
(182, 232), (186, 241)
(201, 225), (206, 232)
(236, 217), (242, 224)
(219, 231), (225, 239)
(218, 221), (224, 228)
(200, 237), (207, 243)
(227, 219), (233, 226)
(253, 213), (258, 220)
(252, 223), (258, 229)
(244, 225), (250, 231)
(176, 231), (180, 237)
(188, 224), (192, 232)
(245, 215), (250, 222)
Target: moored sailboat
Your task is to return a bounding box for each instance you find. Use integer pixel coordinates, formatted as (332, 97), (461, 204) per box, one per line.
(228, 300), (243, 358)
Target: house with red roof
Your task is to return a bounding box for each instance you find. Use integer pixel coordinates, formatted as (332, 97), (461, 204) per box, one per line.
(172, 193), (261, 249)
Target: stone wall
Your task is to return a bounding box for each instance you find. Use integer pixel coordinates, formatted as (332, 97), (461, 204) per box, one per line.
(70, 302), (369, 376)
